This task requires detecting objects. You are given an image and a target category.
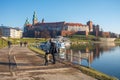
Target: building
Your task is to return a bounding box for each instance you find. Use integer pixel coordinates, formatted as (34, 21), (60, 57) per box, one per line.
(23, 12), (90, 38)
(62, 23), (89, 36)
(0, 26), (23, 38)
(92, 24), (100, 37)
(101, 32), (110, 38)
(87, 21), (93, 32)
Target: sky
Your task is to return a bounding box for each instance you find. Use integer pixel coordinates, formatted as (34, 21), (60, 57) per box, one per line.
(0, 0), (120, 34)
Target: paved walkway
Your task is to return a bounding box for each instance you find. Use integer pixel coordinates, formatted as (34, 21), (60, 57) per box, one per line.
(0, 45), (96, 80)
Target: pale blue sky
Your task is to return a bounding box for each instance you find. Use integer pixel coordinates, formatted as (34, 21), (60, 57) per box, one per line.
(0, 0), (120, 34)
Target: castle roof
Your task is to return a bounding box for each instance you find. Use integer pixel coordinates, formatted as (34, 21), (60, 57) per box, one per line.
(65, 23), (83, 26)
(26, 24), (32, 27)
(24, 11), (87, 28)
(32, 21), (86, 27)
(34, 21), (65, 26)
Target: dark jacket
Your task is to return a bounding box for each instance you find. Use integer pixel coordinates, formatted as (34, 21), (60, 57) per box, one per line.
(49, 42), (57, 54)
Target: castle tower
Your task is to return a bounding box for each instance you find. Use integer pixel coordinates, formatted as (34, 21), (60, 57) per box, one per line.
(24, 18), (30, 33)
(87, 21), (93, 32)
(32, 11), (38, 25)
(42, 18), (44, 23)
(24, 17), (29, 26)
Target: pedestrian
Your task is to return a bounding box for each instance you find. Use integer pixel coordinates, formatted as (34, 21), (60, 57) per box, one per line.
(44, 39), (57, 65)
(8, 40), (11, 48)
(24, 41), (27, 47)
(20, 41), (23, 47)
(44, 41), (51, 65)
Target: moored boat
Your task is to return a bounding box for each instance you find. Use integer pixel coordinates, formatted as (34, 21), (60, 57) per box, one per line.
(39, 36), (71, 50)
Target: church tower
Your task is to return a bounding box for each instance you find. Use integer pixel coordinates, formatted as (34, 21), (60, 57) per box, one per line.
(32, 11), (38, 25)
(24, 18), (30, 33)
(24, 17), (29, 26)
(42, 18), (44, 23)
(87, 21), (93, 32)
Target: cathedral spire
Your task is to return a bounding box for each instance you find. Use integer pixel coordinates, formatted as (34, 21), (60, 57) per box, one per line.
(42, 18), (44, 23)
(33, 11), (38, 25)
(24, 17), (29, 26)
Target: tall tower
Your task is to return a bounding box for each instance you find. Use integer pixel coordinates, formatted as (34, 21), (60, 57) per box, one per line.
(32, 11), (38, 25)
(24, 17), (29, 26)
(42, 18), (44, 23)
(87, 21), (93, 32)
(24, 18), (30, 33)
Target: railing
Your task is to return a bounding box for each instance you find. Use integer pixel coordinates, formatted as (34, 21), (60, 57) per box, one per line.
(58, 49), (93, 67)
(32, 42), (93, 67)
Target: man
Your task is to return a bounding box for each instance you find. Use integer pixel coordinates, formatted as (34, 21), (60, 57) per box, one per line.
(44, 39), (57, 65)
(44, 40), (51, 65)
(8, 40), (11, 48)
(20, 41), (23, 47)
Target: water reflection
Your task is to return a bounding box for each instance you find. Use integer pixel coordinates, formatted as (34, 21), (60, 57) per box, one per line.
(58, 42), (117, 66)
(57, 42), (120, 79)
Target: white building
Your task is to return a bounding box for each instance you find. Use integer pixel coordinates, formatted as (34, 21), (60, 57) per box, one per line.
(0, 26), (23, 38)
(64, 23), (89, 32)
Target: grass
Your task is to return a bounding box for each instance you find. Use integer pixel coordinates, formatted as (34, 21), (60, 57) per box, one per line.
(69, 34), (96, 42)
(28, 44), (45, 55)
(74, 65), (118, 80)
(0, 37), (46, 49)
(0, 38), (7, 48)
(9, 38), (46, 44)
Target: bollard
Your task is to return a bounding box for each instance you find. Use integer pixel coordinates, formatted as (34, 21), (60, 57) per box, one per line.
(70, 49), (73, 62)
(79, 50), (81, 65)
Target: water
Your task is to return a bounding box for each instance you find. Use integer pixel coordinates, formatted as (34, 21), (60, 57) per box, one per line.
(59, 43), (120, 79)
(90, 46), (120, 79)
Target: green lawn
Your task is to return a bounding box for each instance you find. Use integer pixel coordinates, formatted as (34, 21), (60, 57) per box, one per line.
(0, 38), (7, 48)
(0, 37), (46, 49)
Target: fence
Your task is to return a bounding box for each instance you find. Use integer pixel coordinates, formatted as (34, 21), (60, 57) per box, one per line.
(58, 49), (93, 67)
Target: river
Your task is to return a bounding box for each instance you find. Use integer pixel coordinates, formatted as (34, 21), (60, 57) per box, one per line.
(59, 42), (120, 79)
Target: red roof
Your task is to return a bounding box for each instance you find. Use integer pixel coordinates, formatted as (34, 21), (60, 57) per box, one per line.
(26, 24), (32, 27)
(26, 21), (85, 27)
(65, 23), (83, 26)
(34, 21), (65, 26)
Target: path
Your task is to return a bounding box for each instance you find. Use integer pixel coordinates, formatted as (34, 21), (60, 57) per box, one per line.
(0, 45), (96, 80)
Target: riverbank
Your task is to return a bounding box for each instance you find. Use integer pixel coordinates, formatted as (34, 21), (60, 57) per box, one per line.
(28, 45), (118, 80)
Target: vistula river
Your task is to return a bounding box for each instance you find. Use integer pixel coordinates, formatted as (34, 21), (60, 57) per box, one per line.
(58, 42), (120, 79)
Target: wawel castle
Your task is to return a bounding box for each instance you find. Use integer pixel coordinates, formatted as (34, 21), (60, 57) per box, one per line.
(0, 12), (118, 38)
(23, 11), (100, 38)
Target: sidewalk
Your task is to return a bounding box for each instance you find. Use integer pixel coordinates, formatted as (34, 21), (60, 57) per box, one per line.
(0, 45), (96, 80)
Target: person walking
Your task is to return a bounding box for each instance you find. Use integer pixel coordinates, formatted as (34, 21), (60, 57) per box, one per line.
(44, 40), (51, 65)
(49, 40), (57, 64)
(44, 39), (57, 65)
(8, 40), (11, 48)
(24, 41), (28, 47)
(20, 41), (23, 47)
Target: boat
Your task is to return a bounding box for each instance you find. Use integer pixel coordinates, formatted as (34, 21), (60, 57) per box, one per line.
(39, 36), (71, 50)
(53, 36), (71, 47)
(99, 38), (116, 42)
